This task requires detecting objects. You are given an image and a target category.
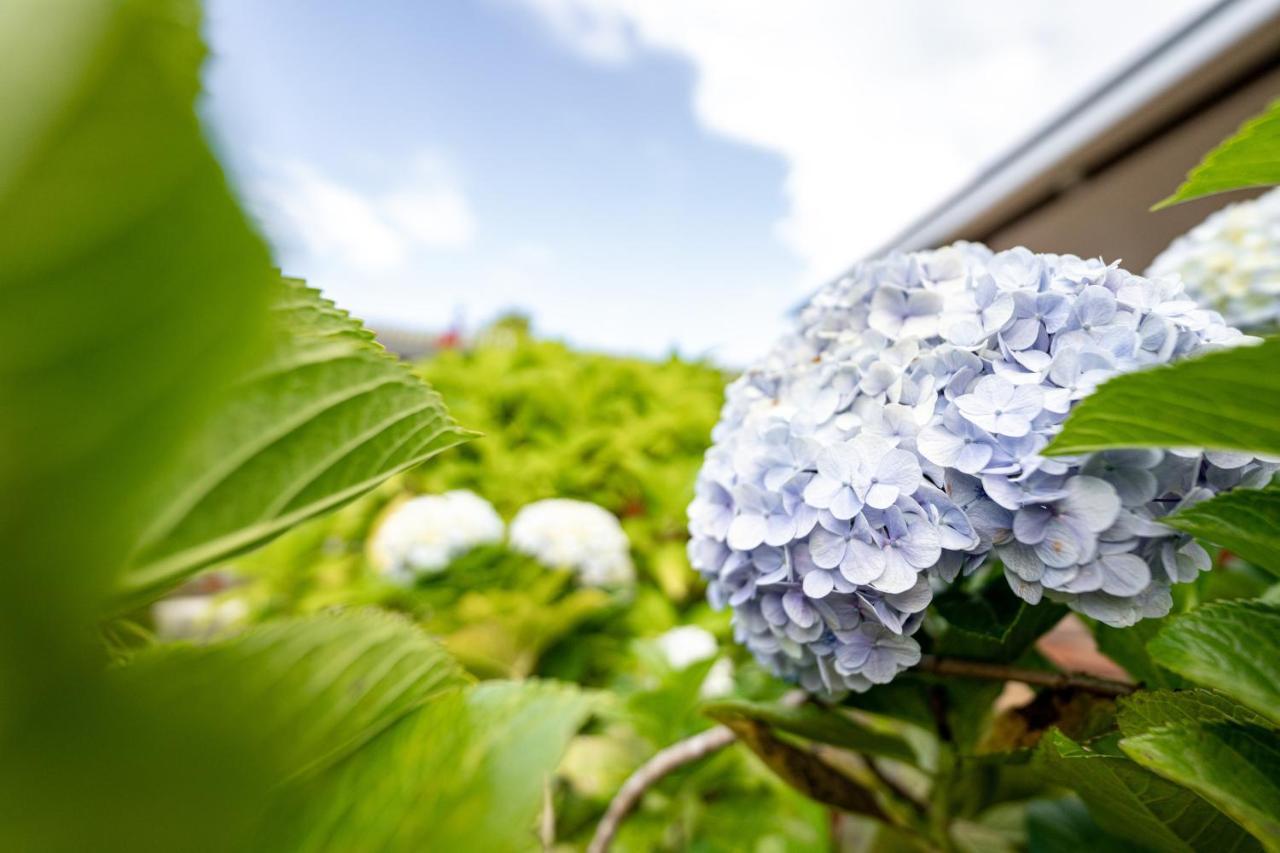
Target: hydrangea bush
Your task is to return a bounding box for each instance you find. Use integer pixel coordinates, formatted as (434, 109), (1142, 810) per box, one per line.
(510, 498), (635, 587)
(368, 489), (504, 583)
(1147, 187), (1280, 331)
(689, 242), (1276, 693)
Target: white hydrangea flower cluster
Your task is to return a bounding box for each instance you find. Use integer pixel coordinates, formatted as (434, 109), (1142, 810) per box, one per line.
(1147, 187), (1280, 331)
(654, 624), (735, 697)
(369, 490), (505, 583)
(152, 595), (248, 642)
(510, 498), (635, 588)
(689, 242), (1276, 695)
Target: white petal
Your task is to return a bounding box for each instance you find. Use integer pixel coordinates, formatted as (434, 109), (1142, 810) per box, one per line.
(1063, 476), (1121, 533)
(917, 425), (962, 467)
(870, 549), (917, 594)
(808, 527), (847, 569)
(865, 482), (900, 510)
(1098, 553), (1151, 596)
(802, 474), (842, 509)
(727, 513), (767, 551)
(878, 449), (923, 492)
(839, 539), (886, 585)
(803, 570), (835, 598)
(829, 487), (863, 520)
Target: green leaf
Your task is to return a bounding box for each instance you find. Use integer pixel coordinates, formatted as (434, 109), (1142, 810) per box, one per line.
(1122, 723), (1280, 849)
(702, 698), (917, 764)
(933, 581), (1068, 662)
(713, 710), (892, 821)
(0, 0), (272, 675)
(1166, 486), (1280, 577)
(119, 609), (469, 778)
(1025, 797), (1130, 853)
(1117, 688), (1270, 737)
(1155, 99), (1280, 209)
(1146, 599), (1280, 724)
(119, 278), (474, 605)
(844, 678), (937, 731)
(1047, 337), (1280, 457)
(262, 680), (594, 852)
(1035, 730), (1260, 853)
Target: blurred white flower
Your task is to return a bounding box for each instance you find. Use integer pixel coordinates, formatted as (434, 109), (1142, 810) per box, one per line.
(368, 490), (504, 583)
(1147, 188), (1280, 331)
(654, 624), (734, 697)
(655, 624), (718, 668)
(510, 498), (634, 587)
(152, 595), (248, 642)
(700, 659), (735, 698)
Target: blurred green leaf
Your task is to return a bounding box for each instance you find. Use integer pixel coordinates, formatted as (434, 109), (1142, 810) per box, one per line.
(703, 698), (917, 764)
(120, 278), (473, 606)
(1122, 723), (1280, 849)
(262, 680), (594, 852)
(1117, 688), (1269, 737)
(1047, 338), (1280, 456)
(1166, 486), (1280, 577)
(0, 0), (272, 682)
(946, 680), (1007, 753)
(118, 609), (469, 778)
(1025, 797), (1133, 853)
(1035, 730), (1259, 853)
(844, 679), (937, 731)
(714, 710), (892, 822)
(1155, 98), (1280, 209)
(1146, 599), (1280, 724)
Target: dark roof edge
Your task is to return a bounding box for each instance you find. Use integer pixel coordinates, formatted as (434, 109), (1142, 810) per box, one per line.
(855, 0), (1280, 267)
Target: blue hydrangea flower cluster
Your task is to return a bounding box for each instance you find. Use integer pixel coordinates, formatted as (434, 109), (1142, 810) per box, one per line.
(1147, 187), (1280, 332)
(688, 242), (1276, 695)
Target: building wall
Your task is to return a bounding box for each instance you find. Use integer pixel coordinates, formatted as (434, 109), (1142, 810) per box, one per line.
(983, 64), (1280, 270)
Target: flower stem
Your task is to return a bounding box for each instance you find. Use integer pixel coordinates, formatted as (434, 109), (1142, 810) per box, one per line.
(915, 655), (1135, 696)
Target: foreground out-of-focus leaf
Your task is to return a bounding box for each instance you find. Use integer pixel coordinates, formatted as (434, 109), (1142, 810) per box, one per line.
(118, 609), (468, 777)
(1165, 486), (1280, 577)
(1034, 730), (1259, 853)
(1146, 599), (1280, 724)
(1122, 723), (1280, 850)
(709, 707), (891, 820)
(1047, 337), (1280, 457)
(1025, 796), (1130, 853)
(0, 0), (271, 679)
(262, 680), (594, 852)
(120, 279), (474, 605)
(702, 698), (917, 764)
(1155, 98), (1280, 209)
(1117, 688), (1269, 737)
(0, 2), (279, 849)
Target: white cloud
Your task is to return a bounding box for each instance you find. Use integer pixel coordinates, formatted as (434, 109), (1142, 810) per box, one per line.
(510, 0), (1212, 284)
(517, 0), (634, 63)
(255, 161), (409, 272)
(384, 188), (475, 248)
(252, 153), (476, 274)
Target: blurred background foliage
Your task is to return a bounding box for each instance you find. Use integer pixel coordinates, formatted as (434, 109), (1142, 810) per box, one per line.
(163, 315), (833, 849)
(142, 310), (1280, 852)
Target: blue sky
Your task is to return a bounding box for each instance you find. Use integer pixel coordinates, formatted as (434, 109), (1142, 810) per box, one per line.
(204, 0), (1211, 363)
